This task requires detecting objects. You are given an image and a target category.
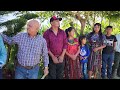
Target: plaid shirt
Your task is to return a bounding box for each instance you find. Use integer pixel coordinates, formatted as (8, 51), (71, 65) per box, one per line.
(1, 33), (49, 67)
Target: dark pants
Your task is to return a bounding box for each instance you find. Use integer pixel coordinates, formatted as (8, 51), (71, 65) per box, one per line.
(0, 69), (3, 79)
(48, 57), (65, 79)
(112, 52), (120, 77)
(101, 53), (114, 79)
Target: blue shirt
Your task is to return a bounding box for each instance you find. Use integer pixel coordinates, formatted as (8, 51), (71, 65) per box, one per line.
(80, 45), (90, 63)
(0, 35), (7, 68)
(1, 33), (49, 67)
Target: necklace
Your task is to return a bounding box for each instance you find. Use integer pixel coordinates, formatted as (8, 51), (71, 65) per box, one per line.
(68, 39), (74, 44)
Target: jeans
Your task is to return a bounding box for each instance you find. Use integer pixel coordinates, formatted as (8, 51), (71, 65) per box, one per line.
(112, 52), (120, 76)
(0, 69), (2, 79)
(101, 53), (114, 79)
(15, 65), (40, 79)
(81, 63), (88, 79)
(48, 57), (65, 79)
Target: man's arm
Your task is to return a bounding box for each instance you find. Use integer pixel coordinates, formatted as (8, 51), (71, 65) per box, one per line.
(0, 35), (7, 68)
(0, 33), (21, 45)
(60, 49), (66, 57)
(42, 38), (49, 76)
(60, 31), (67, 57)
(42, 38), (49, 67)
(62, 31), (67, 51)
(113, 35), (117, 50)
(43, 31), (52, 57)
(58, 31), (67, 63)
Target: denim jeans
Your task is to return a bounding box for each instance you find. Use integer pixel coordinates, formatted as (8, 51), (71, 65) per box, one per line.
(101, 53), (114, 79)
(81, 63), (88, 79)
(15, 65), (40, 79)
(0, 69), (2, 79)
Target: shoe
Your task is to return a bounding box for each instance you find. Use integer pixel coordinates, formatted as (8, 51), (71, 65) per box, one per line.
(112, 69), (117, 79)
(101, 76), (106, 79)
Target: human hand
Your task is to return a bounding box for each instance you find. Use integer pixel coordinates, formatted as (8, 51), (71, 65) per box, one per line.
(58, 55), (64, 63)
(44, 67), (49, 76)
(52, 56), (59, 64)
(83, 56), (87, 60)
(93, 48), (99, 52)
(80, 56), (84, 60)
(71, 55), (77, 60)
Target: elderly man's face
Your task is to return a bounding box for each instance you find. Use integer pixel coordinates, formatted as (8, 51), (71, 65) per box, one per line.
(27, 20), (40, 36)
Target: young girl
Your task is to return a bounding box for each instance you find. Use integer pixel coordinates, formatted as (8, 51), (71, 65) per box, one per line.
(79, 35), (90, 79)
(64, 27), (81, 79)
(87, 23), (106, 79)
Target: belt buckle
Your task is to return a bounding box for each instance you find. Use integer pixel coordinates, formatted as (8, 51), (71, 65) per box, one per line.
(25, 66), (33, 70)
(26, 64), (38, 70)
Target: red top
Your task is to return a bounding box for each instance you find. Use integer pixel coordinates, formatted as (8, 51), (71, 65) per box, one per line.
(67, 38), (79, 55)
(43, 27), (67, 56)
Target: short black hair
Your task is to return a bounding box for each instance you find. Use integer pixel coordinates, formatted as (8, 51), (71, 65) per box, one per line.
(79, 35), (86, 45)
(106, 26), (113, 29)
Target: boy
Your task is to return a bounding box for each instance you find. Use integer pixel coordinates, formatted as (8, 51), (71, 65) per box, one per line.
(101, 26), (117, 79)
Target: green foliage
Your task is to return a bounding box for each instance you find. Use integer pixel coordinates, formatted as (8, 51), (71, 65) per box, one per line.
(19, 13), (39, 20)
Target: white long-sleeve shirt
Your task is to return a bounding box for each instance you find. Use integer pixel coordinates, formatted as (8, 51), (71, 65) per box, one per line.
(115, 34), (120, 53)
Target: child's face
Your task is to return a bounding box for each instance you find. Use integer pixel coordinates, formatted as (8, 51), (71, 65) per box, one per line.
(106, 28), (112, 35)
(68, 29), (75, 37)
(82, 38), (86, 45)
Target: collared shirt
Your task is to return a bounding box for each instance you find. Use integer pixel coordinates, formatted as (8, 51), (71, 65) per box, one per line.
(1, 33), (49, 67)
(43, 28), (67, 56)
(115, 34), (120, 53)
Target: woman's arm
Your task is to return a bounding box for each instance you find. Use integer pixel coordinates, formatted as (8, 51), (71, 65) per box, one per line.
(75, 46), (80, 57)
(97, 45), (106, 50)
(66, 51), (72, 58)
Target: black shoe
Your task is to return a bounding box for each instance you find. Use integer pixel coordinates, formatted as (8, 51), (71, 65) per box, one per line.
(117, 74), (120, 77)
(101, 76), (106, 79)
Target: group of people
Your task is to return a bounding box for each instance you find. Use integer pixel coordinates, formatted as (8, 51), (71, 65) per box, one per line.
(0, 16), (120, 79)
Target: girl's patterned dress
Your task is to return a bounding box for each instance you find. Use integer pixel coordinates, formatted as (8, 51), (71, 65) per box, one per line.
(64, 38), (81, 79)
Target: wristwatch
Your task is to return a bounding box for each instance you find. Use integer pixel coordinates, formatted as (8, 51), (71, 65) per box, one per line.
(45, 67), (48, 69)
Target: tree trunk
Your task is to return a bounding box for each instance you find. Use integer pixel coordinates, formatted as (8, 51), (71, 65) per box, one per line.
(5, 44), (11, 63)
(109, 19), (111, 26)
(80, 20), (86, 35)
(70, 11), (89, 36)
(101, 17), (103, 25)
(101, 11), (103, 24)
(93, 12), (96, 26)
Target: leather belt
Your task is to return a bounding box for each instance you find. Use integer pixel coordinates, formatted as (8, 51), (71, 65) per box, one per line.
(17, 63), (39, 70)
